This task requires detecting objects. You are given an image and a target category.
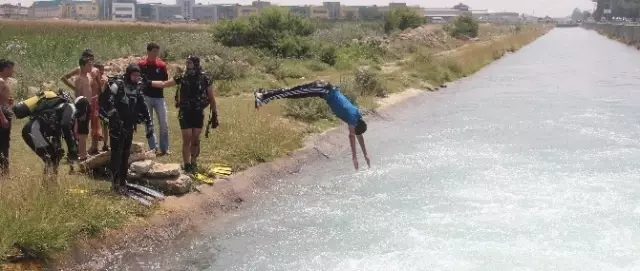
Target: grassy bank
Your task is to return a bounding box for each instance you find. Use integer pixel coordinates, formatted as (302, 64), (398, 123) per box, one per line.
(0, 14), (551, 265)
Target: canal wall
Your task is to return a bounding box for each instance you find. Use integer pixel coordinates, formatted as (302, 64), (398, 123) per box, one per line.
(582, 23), (640, 46)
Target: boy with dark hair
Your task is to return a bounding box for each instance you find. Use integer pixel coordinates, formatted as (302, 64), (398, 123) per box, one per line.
(61, 49), (97, 92)
(253, 80), (371, 170)
(138, 42), (170, 156)
(0, 59), (15, 175)
(61, 49), (104, 155)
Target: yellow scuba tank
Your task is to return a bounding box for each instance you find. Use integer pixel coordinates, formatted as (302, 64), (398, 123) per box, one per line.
(12, 90), (58, 119)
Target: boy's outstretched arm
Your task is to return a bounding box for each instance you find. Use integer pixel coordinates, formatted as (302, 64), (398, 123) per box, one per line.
(356, 134), (370, 168)
(349, 126), (358, 170)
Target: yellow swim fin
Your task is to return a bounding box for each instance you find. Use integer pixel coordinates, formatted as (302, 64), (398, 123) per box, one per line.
(69, 188), (88, 194)
(208, 164), (232, 177)
(195, 173), (214, 184)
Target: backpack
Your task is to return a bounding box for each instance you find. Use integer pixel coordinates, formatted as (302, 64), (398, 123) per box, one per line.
(13, 89), (70, 119)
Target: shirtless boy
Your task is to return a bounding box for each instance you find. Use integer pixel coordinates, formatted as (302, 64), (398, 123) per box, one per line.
(61, 49), (98, 92)
(0, 59), (15, 175)
(74, 57), (94, 160)
(61, 49), (103, 154)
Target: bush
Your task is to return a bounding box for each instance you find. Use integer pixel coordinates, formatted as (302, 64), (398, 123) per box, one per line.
(445, 14), (479, 38)
(283, 96), (335, 123)
(383, 8), (424, 33)
(203, 57), (250, 81)
(355, 68), (387, 97)
(213, 7), (316, 57)
(318, 44), (338, 66)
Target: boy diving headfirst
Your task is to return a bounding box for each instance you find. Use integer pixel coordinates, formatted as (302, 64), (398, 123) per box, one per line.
(253, 80), (371, 170)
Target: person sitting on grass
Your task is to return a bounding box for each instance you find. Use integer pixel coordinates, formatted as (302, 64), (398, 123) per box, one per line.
(253, 80), (371, 170)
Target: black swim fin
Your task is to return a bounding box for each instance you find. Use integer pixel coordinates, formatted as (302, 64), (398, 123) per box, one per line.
(126, 182), (165, 200)
(123, 188), (152, 207)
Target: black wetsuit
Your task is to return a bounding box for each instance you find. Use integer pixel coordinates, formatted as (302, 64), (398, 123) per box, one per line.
(175, 72), (213, 130)
(21, 92), (78, 172)
(100, 75), (150, 190)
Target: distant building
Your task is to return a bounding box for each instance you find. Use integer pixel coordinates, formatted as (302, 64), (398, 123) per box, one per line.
(252, 1), (271, 10)
(453, 3), (469, 11)
(235, 5), (258, 18)
(489, 12), (520, 22)
(136, 3), (153, 21)
(424, 7), (470, 21)
(112, 2), (135, 21)
(176, 0), (194, 19)
(96, 0), (112, 19)
(322, 2), (340, 19)
(62, 1), (99, 20)
(285, 5), (308, 17)
(192, 4), (217, 21)
(388, 2), (407, 8)
(151, 4), (182, 21)
(379, 3), (421, 16)
(31, 0), (62, 18)
(216, 4), (236, 20)
(470, 9), (489, 17)
(340, 5), (359, 20)
(309, 5), (329, 19)
(0, 4), (29, 19)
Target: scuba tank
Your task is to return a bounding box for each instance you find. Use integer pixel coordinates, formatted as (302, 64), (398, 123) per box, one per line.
(12, 89), (72, 119)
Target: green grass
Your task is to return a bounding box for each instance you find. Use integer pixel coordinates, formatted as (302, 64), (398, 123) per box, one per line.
(0, 19), (551, 265)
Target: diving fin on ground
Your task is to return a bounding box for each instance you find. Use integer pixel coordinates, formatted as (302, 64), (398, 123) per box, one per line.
(194, 173), (214, 184)
(68, 188), (88, 195)
(123, 188), (152, 207)
(208, 163), (232, 177)
(126, 182), (165, 200)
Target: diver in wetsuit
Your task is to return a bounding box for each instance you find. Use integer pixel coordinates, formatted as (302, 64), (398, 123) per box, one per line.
(99, 64), (151, 193)
(18, 89), (79, 177)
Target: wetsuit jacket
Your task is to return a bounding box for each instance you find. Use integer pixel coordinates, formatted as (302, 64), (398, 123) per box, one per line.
(99, 76), (150, 128)
(174, 71), (212, 111)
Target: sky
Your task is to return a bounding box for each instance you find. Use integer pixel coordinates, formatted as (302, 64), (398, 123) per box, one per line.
(3, 0), (596, 18)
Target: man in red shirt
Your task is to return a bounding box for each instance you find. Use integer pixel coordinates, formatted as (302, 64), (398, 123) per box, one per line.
(138, 43), (170, 155)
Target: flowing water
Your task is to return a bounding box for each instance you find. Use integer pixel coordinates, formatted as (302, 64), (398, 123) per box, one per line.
(111, 28), (640, 270)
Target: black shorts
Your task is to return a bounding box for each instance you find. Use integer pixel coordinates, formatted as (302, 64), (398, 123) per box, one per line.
(75, 97), (90, 135)
(178, 109), (204, 130)
(76, 114), (90, 135)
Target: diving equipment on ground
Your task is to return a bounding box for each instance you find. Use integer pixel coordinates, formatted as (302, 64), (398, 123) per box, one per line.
(126, 182), (165, 200)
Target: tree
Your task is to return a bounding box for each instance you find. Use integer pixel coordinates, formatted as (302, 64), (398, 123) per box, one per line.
(445, 14), (479, 38)
(358, 6), (383, 21)
(383, 7), (423, 33)
(582, 10), (591, 20)
(345, 10), (356, 21)
(571, 8), (583, 21)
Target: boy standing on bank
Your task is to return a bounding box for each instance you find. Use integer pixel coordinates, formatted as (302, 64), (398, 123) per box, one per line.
(138, 43), (170, 156)
(253, 80), (371, 170)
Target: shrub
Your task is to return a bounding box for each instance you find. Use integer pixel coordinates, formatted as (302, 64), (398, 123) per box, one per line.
(203, 57), (250, 81)
(318, 44), (338, 65)
(383, 8), (424, 33)
(445, 14), (479, 39)
(355, 68), (387, 97)
(275, 35), (313, 58)
(213, 7), (316, 56)
(283, 96), (335, 123)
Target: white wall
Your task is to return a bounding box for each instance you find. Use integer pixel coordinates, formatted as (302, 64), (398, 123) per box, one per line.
(112, 2), (135, 21)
